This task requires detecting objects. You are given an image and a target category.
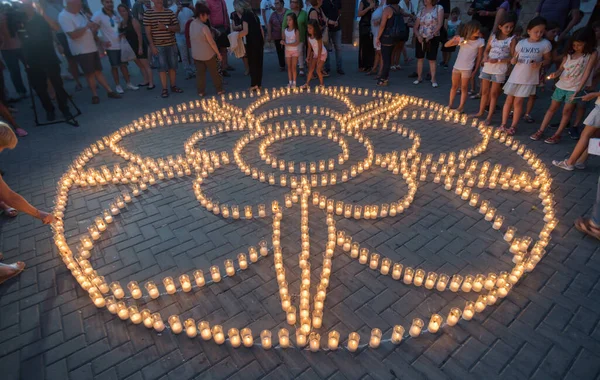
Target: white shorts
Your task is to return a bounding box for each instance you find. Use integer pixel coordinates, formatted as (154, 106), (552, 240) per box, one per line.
(503, 83), (537, 98)
(584, 105), (600, 127)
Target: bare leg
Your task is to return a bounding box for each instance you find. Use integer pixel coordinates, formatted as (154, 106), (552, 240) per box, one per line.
(111, 66), (119, 86)
(169, 69), (177, 87)
(477, 79), (491, 117)
(458, 77), (470, 112)
(567, 126), (596, 165)
(501, 95), (514, 127)
(287, 56), (293, 83)
(159, 72), (167, 89)
(304, 59), (316, 86)
(416, 58), (424, 81)
(538, 100), (562, 132)
(429, 59), (437, 83)
(140, 59), (154, 86)
(291, 57), (298, 83)
(316, 59), (325, 86)
(85, 73), (98, 96)
(525, 95), (535, 117)
(510, 97), (525, 130)
(448, 71), (460, 108)
(220, 48), (229, 69)
(551, 103), (577, 137)
(94, 71), (113, 93)
(120, 64), (131, 83)
(486, 82), (502, 124)
(135, 58), (150, 84)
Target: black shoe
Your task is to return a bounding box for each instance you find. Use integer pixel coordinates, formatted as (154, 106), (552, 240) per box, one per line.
(226, 66), (235, 71)
(408, 72), (418, 78)
(568, 125), (580, 140)
(62, 109), (74, 120)
(47, 110), (56, 121)
(222, 70), (231, 77)
(337, 69), (345, 75)
(376, 78), (388, 86)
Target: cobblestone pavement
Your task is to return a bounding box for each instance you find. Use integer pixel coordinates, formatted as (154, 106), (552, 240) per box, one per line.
(0, 47), (599, 380)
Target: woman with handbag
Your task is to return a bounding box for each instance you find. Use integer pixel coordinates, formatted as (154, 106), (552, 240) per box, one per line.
(206, 0), (233, 76)
(189, 2), (224, 96)
(357, 0), (376, 72)
(235, 0), (264, 90)
(413, 0), (444, 87)
(118, 4), (154, 89)
(375, 0), (406, 86)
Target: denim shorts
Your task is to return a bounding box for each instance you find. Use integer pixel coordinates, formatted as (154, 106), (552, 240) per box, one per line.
(480, 71), (506, 84)
(156, 44), (178, 72)
(551, 88), (577, 104)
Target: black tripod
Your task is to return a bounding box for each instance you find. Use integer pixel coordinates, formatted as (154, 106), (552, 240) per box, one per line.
(28, 77), (81, 127)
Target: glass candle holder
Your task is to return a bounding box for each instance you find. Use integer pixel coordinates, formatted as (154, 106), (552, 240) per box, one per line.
(259, 240), (268, 256)
(309, 332), (321, 352)
(369, 328), (382, 348)
(163, 276), (176, 294)
(369, 253), (380, 270)
(210, 266), (221, 282)
(475, 295), (488, 312)
(359, 248), (369, 265)
(199, 321), (212, 340)
(224, 259), (235, 277)
(436, 274), (449, 291)
(278, 328), (290, 348)
(129, 306), (142, 324)
(380, 258), (392, 275)
(89, 289), (105, 308)
(403, 267), (414, 284)
(409, 318), (424, 337)
(447, 307), (462, 326)
(142, 309), (153, 328)
(473, 274), (485, 292)
(286, 306), (297, 325)
(184, 318), (197, 338)
(193, 270), (205, 287)
(428, 314), (442, 333)
(328, 330), (340, 350)
(238, 253), (248, 270)
(168, 315), (182, 334)
(392, 263), (403, 280)
(413, 269), (425, 286)
(152, 313), (165, 332)
(213, 325), (225, 344)
(504, 226), (516, 241)
(228, 328), (241, 348)
(425, 272), (438, 289)
(110, 282), (125, 299)
(128, 281), (143, 299)
(347, 332), (360, 352)
(391, 325), (405, 344)
(484, 273), (497, 290)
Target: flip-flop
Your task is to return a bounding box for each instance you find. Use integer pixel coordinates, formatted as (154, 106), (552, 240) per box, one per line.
(0, 262), (25, 285)
(0, 207), (18, 217)
(575, 217), (600, 241)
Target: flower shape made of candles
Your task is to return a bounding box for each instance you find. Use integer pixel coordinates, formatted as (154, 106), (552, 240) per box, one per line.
(51, 85), (556, 353)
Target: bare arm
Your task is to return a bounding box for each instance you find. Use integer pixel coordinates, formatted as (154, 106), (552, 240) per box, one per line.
(575, 52), (598, 94)
(482, 38), (492, 62)
(413, 17), (421, 40)
(133, 18), (143, 46)
(560, 9), (583, 40)
(492, 6), (506, 34)
(0, 176), (52, 223)
(433, 7), (443, 36)
(475, 45), (484, 68)
(376, 8), (390, 41)
(239, 20), (249, 38)
(204, 26), (221, 58)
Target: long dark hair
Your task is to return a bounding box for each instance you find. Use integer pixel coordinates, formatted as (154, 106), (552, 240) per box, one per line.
(494, 11), (517, 39)
(117, 4), (131, 27)
(307, 19), (322, 39)
(287, 12), (298, 30)
(567, 27), (598, 55)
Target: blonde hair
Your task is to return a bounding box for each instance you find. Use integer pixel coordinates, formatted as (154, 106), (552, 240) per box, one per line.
(0, 123), (17, 150)
(233, 0), (252, 13)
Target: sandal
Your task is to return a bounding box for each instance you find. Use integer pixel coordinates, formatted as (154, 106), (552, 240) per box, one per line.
(171, 86), (184, 93)
(506, 127), (516, 136)
(147, 85), (156, 90)
(161, 89), (169, 98)
(575, 217), (600, 241)
(0, 203), (17, 217)
(0, 262), (25, 285)
(470, 94), (481, 99)
(523, 114), (535, 123)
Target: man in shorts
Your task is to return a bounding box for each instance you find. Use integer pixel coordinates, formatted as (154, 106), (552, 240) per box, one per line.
(144, 0), (183, 98)
(59, 0), (121, 104)
(92, 0), (139, 94)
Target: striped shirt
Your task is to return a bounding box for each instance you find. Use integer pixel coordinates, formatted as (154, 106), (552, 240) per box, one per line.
(143, 9), (178, 46)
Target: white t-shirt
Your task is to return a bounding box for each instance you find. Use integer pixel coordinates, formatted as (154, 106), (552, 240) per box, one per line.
(371, 5), (384, 37)
(308, 36), (327, 59)
(507, 39), (552, 85)
(58, 10), (98, 55)
(169, 4), (194, 33)
(556, 54), (593, 92)
(453, 38), (484, 71)
(284, 28), (299, 52)
(483, 35), (514, 75)
(260, 0), (274, 26)
(91, 10), (122, 51)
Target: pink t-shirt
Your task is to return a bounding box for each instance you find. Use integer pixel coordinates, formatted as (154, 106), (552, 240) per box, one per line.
(206, 0), (229, 28)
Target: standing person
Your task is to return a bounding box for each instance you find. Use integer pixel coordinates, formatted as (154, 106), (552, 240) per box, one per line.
(59, 0), (121, 104)
(282, 0), (308, 76)
(368, 0), (384, 77)
(476, 11), (516, 124)
(170, 0), (196, 80)
(321, 0), (344, 75)
(92, 0), (139, 94)
(20, 0), (74, 122)
(413, 0), (444, 87)
(236, 0), (264, 90)
(0, 122), (55, 283)
(375, 0), (409, 86)
(268, 0), (287, 72)
(553, 91), (600, 172)
(493, 0), (521, 31)
(206, 0), (232, 75)
(118, 4), (154, 88)
(42, 0), (83, 91)
(574, 174), (600, 241)
(468, 0), (502, 39)
(0, 10), (27, 99)
(282, 12), (300, 87)
(261, 0), (275, 53)
(0, 61), (27, 137)
(440, 7), (460, 68)
(530, 28), (597, 144)
(231, 7), (250, 75)
(303, 19), (327, 86)
(445, 21), (484, 112)
(535, 0), (582, 42)
(396, 0), (415, 70)
(358, 0), (376, 72)
(144, 0), (183, 98)
(189, 2), (224, 96)
(500, 17), (552, 135)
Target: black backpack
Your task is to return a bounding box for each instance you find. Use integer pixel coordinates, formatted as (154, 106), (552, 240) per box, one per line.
(383, 7), (408, 43)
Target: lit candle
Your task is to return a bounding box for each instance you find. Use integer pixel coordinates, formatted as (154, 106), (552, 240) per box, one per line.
(199, 321), (212, 340)
(169, 315), (183, 334)
(224, 259), (235, 277)
(446, 308), (462, 326)
(89, 290), (105, 308)
(185, 318), (197, 338)
(110, 282), (125, 299)
(213, 325), (225, 344)
(392, 263), (403, 280)
(425, 272), (438, 289)
(129, 306), (142, 324)
(475, 295), (488, 312)
(229, 328), (241, 348)
(194, 270), (205, 287)
(391, 325), (404, 344)
(312, 310), (323, 329)
(484, 273), (497, 290)
(380, 258), (391, 275)
(404, 267), (414, 284)
(278, 328), (290, 348)
(413, 269), (425, 286)
(309, 332), (320, 352)
(462, 302), (475, 320)
(428, 314), (442, 333)
(238, 253), (248, 270)
(492, 215), (504, 230)
(409, 318), (424, 337)
(328, 330), (340, 350)
(179, 274), (192, 292)
(287, 306), (297, 325)
(369, 253), (380, 270)
(504, 226), (516, 241)
(449, 274), (463, 292)
(347, 332), (360, 352)
(296, 329), (307, 347)
(142, 309), (153, 328)
(369, 328), (382, 348)
(210, 266), (221, 282)
(472, 274), (485, 292)
(152, 313), (165, 332)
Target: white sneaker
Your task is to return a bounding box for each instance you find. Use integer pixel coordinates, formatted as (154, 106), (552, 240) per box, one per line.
(115, 85), (124, 94)
(574, 162), (586, 170)
(413, 80), (422, 85)
(552, 159), (574, 171)
(126, 83), (139, 91)
(432, 82), (439, 88)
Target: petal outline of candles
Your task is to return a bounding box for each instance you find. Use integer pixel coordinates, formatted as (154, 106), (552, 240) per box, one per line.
(409, 318), (424, 337)
(391, 325), (405, 344)
(347, 332), (360, 352)
(168, 315), (183, 334)
(228, 328), (241, 348)
(369, 328), (382, 348)
(241, 328), (254, 347)
(278, 328), (290, 348)
(428, 314), (442, 333)
(328, 330), (340, 350)
(463, 301), (475, 320)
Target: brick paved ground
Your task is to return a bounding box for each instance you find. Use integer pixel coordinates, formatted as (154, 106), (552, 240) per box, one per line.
(0, 46), (599, 380)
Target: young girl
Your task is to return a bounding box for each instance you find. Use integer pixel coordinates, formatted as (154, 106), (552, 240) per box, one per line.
(444, 20), (485, 113)
(500, 17), (552, 135)
(282, 13), (300, 88)
(441, 7), (461, 68)
(476, 12), (517, 124)
(304, 19), (327, 87)
(530, 28), (598, 144)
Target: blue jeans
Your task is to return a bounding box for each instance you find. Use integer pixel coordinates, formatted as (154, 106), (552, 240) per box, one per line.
(324, 29), (343, 72)
(156, 44), (178, 72)
(593, 175), (600, 226)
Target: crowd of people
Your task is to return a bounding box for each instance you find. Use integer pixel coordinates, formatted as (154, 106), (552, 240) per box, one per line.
(0, 0), (598, 254)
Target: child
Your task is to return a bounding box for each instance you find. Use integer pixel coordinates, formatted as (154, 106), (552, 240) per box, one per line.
(441, 7), (461, 68)
(522, 21), (561, 123)
(444, 20), (485, 113)
(500, 17), (552, 135)
(553, 91), (600, 171)
(282, 13), (300, 88)
(304, 20), (327, 87)
(476, 12), (517, 124)
(530, 28), (597, 144)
